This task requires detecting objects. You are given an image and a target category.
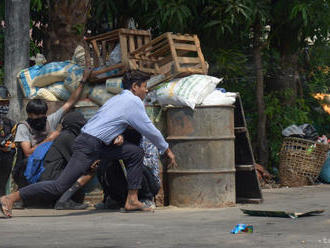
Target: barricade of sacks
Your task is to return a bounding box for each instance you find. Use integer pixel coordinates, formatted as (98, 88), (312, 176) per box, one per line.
(17, 47), (237, 113)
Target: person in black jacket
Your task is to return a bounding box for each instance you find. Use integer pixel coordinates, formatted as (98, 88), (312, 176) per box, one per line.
(0, 86), (17, 196)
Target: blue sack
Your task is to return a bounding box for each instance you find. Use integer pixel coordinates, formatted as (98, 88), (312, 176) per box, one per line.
(24, 142), (53, 184)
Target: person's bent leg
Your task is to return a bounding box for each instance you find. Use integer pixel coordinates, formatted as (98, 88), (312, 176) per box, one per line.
(101, 142), (151, 211)
(0, 134), (101, 217)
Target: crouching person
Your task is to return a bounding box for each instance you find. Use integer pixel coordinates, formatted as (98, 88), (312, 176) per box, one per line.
(0, 70), (176, 218)
(38, 111), (90, 210)
(10, 68), (90, 208)
(96, 132), (161, 210)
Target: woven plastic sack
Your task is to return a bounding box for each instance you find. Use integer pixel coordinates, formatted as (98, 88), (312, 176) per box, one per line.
(32, 61), (77, 87)
(108, 43), (121, 65)
(89, 85), (114, 105)
(17, 65), (41, 98)
(74, 99), (99, 120)
(31, 88), (58, 101)
(105, 77), (123, 94)
(47, 82), (71, 101)
(64, 66), (90, 98)
(72, 45), (85, 66)
(94, 67), (121, 80)
(202, 90), (236, 105)
(155, 75), (222, 109)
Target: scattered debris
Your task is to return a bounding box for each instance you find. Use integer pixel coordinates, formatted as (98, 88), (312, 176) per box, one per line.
(241, 209), (324, 219)
(231, 224), (253, 234)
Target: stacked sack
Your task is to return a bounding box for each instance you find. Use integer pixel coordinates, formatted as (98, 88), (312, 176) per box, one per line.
(18, 45), (237, 118)
(149, 74), (236, 109)
(17, 46), (116, 109)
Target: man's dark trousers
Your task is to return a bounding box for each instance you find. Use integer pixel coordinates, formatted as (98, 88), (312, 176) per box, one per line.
(19, 133), (144, 201)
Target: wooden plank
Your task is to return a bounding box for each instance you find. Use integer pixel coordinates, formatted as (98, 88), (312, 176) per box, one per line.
(101, 41), (107, 65)
(174, 43), (197, 52)
(85, 30), (119, 42)
(119, 28), (151, 36)
(128, 35), (135, 53)
(171, 33), (195, 42)
(137, 36), (142, 48)
(133, 38), (168, 58)
(91, 40), (100, 67)
(177, 67), (205, 74)
(157, 55), (174, 67)
(148, 43), (171, 58)
(167, 33), (180, 73)
(193, 35), (207, 74)
(130, 33), (168, 55)
(119, 35), (128, 68)
(177, 57), (201, 64)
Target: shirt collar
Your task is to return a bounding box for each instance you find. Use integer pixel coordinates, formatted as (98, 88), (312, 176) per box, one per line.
(121, 89), (133, 96)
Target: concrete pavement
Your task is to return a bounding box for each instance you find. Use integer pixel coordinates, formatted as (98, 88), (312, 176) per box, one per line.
(0, 184), (329, 248)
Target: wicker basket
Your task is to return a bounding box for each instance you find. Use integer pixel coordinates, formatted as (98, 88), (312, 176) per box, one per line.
(279, 137), (328, 187)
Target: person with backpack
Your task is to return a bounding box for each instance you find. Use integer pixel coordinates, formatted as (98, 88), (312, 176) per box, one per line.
(1, 70), (177, 217)
(0, 86), (17, 196)
(19, 111), (91, 209)
(11, 68), (92, 207)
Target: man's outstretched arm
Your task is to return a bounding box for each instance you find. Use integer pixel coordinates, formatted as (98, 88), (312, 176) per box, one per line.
(61, 67), (92, 113)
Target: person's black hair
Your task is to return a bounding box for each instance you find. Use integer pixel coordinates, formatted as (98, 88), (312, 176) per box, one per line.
(122, 70), (151, 90)
(26, 99), (48, 115)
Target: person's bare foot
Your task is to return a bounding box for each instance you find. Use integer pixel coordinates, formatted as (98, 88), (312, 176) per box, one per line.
(0, 196), (13, 218)
(124, 199), (152, 212)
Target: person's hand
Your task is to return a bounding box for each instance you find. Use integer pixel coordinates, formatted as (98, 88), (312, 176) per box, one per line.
(113, 135), (124, 146)
(47, 130), (60, 141)
(165, 148), (178, 169)
(89, 160), (100, 172)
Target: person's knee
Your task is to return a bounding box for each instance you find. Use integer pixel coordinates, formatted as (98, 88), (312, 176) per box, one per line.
(53, 182), (70, 196)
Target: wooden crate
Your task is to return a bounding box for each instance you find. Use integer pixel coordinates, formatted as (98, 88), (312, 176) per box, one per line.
(84, 28), (151, 82)
(129, 32), (208, 85)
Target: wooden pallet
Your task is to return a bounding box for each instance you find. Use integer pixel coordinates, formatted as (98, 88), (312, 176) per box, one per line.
(84, 28), (151, 82)
(234, 94), (263, 203)
(129, 32), (208, 87)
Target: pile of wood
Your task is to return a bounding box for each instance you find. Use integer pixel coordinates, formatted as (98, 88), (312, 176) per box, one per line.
(85, 28), (208, 88)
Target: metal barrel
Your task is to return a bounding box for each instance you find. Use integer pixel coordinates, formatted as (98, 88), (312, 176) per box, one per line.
(167, 105), (236, 208)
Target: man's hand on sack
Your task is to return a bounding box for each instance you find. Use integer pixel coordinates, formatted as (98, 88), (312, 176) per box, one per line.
(165, 148), (178, 169)
(113, 135), (124, 146)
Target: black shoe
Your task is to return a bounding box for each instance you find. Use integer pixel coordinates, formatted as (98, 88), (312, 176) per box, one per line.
(54, 200), (89, 210)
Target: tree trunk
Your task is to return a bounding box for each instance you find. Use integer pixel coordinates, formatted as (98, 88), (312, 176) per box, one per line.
(4, 0), (30, 121)
(45, 0), (91, 62)
(253, 20), (269, 166)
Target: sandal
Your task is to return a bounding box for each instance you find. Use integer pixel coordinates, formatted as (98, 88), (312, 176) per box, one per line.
(121, 203), (154, 213)
(0, 197), (12, 218)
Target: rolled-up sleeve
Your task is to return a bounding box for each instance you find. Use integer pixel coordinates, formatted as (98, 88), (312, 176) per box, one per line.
(127, 101), (168, 154)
